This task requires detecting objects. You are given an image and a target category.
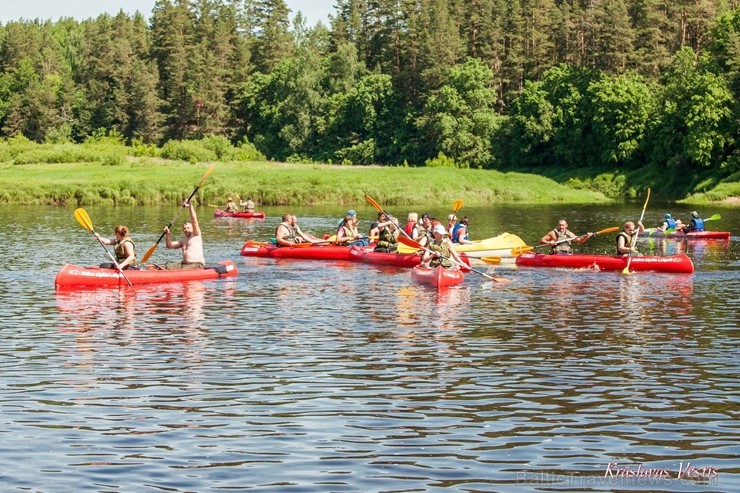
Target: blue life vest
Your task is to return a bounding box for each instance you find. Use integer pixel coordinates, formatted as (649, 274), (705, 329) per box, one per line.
(690, 218), (704, 232)
(451, 224), (468, 243)
(665, 218), (676, 229)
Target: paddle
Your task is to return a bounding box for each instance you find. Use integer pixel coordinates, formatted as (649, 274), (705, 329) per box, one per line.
(513, 246), (534, 255)
(453, 199), (463, 214)
(535, 226), (619, 249)
(74, 208), (132, 286)
(623, 188), (650, 275)
(480, 256), (501, 265)
(704, 213), (721, 222)
(142, 165), (215, 262)
(398, 241), (532, 256)
(397, 236), (511, 283)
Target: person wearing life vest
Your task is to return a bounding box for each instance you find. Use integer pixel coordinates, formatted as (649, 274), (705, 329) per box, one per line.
(616, 220), (644, 256)
(374, 215), (400, 253)
(224, 197), (238, 213)
(656, 213), (683, 233)
(413, 213), (432, 248)
(240, 197), (255, 212)
(539, 218), (592, 254)
(94, 225), (139, 269)
(685, 211), (704, 232)
(420, 224), (466, 269)
(404, 212), (418, 238)
(452, 216), (473, 244)
(275, 213), (299, 246)
(336, 210), (368, 246)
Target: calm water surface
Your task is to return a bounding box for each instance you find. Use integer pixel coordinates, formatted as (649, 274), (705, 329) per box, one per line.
(0, 203), (738, 492)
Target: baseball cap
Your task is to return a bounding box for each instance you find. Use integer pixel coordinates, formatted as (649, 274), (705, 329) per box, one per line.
(664, 213), (671, 219)
(433, 224), (446, 235)
(346, 210), (356, 217)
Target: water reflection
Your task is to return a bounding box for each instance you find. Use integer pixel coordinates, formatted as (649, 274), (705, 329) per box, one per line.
(2, 205), (738, 492)
(55, 282), (213, 374)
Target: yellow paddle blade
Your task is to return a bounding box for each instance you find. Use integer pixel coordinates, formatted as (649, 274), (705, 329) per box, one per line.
(365, 195), (383, 212)
(397, 242), (419, 254)
(74, 208), (94, 232)
(453, 199), (463, 213)
(595, 226), (620, 236)
(199, 164), (216, 186)
(480, 256), (501, 265)
(511, 245), (534, 256)
(141, 244), (158, 263)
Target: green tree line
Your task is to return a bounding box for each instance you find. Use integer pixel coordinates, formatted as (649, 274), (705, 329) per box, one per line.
(0, 0), (737, 179)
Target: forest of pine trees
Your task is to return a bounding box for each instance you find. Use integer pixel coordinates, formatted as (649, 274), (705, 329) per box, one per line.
(0, 0), (738, 175)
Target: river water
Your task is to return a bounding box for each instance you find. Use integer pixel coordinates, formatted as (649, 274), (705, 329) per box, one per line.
(1, 202), (738, 492)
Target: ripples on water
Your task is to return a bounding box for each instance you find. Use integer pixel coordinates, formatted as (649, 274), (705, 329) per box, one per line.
(0, 206), (738, 492)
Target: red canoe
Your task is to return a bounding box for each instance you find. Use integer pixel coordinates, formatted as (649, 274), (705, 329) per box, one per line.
(411, 265), (465, 288)
(55, 260), (238, 288)
(515, 252), (694, 273)
(348, 246), (423, 268)
(240, 241), (370, 261)
(214, 209), (266, 219)
(639, 230), (730, 240)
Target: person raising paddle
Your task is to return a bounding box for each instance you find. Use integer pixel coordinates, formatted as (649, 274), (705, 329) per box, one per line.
(163, 201), (204, 269)
(94, 225), (139, 269)
(540, 218), (593, 254)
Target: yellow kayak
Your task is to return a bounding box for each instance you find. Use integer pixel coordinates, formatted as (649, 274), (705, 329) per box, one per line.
(454, 233), (527, 258)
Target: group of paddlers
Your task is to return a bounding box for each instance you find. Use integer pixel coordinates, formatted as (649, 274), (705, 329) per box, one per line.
(275, 209), (469, 269)
(539, 210), (707, 256)
(223, 196), (255, 213)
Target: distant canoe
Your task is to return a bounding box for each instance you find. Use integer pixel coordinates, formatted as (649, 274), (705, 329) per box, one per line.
(639, 230), (730, 240)
(214, 209), (266, 220)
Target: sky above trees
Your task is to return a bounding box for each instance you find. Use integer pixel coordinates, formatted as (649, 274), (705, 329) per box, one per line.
(0, 0), (334, 26)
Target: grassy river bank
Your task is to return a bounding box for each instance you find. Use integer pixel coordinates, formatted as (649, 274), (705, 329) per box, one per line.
(0, 159), (612, 207)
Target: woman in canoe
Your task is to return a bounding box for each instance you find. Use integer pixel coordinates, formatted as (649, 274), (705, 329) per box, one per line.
(336, 210), (368, 246)
(373, 215), (400, 253)
(94, 225), (139, 269)
(414, 213), (433, 248)
(452, 216), (474, 244)
(420, 224), (466, 268)
(616, 220), (645, 256)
